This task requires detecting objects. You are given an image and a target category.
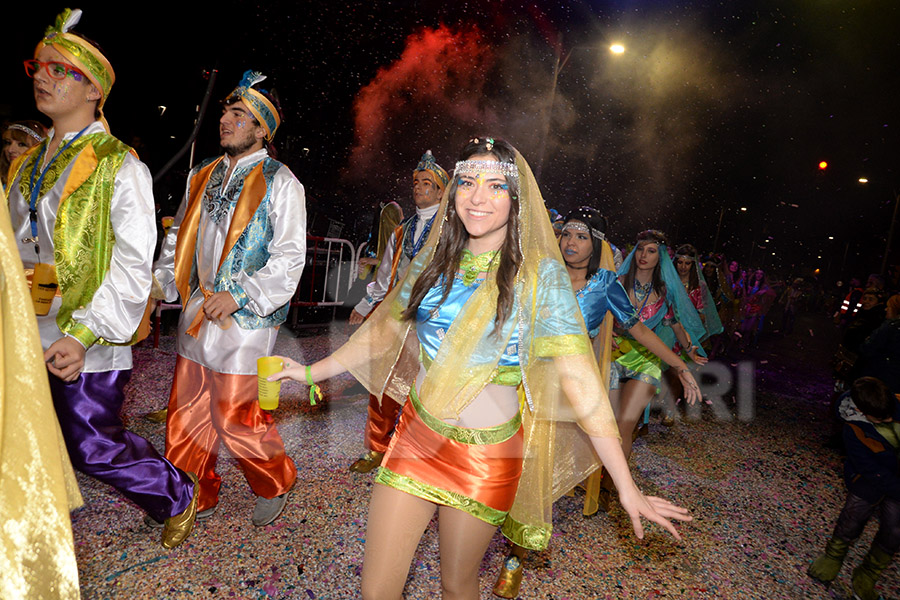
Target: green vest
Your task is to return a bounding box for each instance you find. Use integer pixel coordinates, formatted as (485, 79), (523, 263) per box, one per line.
(17, 132), (137, 347)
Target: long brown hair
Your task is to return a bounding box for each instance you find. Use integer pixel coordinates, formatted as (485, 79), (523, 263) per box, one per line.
(622, 229), (668, 298)
(402, 137), (523, 331)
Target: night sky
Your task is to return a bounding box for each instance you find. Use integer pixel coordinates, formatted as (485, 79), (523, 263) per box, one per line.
(4, 1), (898, 282)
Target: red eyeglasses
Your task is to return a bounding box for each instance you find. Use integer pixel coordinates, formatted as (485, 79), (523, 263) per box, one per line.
(23, 59), (86, 81)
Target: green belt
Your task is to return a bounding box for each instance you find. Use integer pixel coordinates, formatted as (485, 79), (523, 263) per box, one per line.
(409, 385), (522, 445)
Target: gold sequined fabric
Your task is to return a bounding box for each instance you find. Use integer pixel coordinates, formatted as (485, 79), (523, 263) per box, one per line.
(0, 188), (82, 599)
(332, 147), (619, 549)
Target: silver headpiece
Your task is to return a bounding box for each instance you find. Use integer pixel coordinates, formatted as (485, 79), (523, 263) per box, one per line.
(7, 124), (43, 143)
(562, 221), (605, 241)
(453, 159), (519, 185)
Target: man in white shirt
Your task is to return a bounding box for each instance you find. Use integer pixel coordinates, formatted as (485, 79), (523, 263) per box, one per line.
(8, 9), (198, 549)
(347, 151), (448, 472)
(153, 71), (306, 527)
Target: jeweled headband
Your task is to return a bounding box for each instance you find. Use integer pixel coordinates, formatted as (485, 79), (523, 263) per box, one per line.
(562, 221), (605, 241)
(675, 254), (695, 262)
(7, 124), (43, 143)
(37, 9), (115, 108)
(228, 70), (280, 141)
(453, 160), (519, 185)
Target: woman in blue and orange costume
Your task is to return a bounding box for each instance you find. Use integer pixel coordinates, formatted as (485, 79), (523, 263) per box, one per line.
(491, 207), (703, 598)
(594, 231), (709, 504)
(270, 138), (692, 599)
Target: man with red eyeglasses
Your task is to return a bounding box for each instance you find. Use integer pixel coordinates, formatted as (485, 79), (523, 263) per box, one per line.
(7, 9), (198, 549)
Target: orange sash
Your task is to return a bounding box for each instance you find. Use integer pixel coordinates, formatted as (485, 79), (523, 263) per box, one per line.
(174, 158), (268, 337)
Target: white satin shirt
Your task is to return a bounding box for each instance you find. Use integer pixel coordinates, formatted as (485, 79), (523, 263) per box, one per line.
(9, 122), (155, 373)
(154, 149), (306, 375)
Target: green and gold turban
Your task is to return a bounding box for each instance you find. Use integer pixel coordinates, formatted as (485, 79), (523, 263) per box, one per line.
(36, 9), (115, 126)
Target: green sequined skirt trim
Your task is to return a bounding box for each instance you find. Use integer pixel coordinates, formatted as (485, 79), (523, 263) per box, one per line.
(375, 468), (508, 526)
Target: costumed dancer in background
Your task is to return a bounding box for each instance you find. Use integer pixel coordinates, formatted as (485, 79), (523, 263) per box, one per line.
(152, 70), (305, 527)
(342, 201), (403, 311)
(0, 183), (82, 599)
(346, 150), (448, 473)
(658, 244), (724, 424)
(779, 277), (805, 336)
(271, 138), (692, 598)
(702, 254), (737, 357)
(738, 268), (776, 350)
(1, 120), (47, 191)
(6, 8), (198, 548)
(357, 201), (403, 281)
(725, 258), (747, 348)
(600, 231), (708, 505)
(492, 207), (701, 598)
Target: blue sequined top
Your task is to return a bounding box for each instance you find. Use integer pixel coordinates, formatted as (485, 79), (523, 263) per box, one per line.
(575, 268), (639, 337)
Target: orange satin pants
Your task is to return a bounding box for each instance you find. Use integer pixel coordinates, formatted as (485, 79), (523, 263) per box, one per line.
(364, 393), (402, 453)
(165, 356), (297, 511)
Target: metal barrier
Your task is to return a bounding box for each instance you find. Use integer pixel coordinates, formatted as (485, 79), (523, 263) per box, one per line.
(289, 234), (366, 328)
(291, 235), (360, 307)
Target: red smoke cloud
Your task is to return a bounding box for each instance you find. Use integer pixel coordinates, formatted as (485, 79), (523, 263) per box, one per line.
(348, 24), (496, 181)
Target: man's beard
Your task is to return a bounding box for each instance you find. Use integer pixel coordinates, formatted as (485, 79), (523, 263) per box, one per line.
(221, 136), (258, 158)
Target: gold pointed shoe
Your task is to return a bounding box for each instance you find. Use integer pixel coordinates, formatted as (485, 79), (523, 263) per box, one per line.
(161, 472), (199, 549)
(349, 450), (384, 473)
(492, 554), (525, 598)
(144, 408), (168, 423)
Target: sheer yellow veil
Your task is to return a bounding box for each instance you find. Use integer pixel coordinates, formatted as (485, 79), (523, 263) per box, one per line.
(0, 186), (82, 597)
(332, 141), (619, 549)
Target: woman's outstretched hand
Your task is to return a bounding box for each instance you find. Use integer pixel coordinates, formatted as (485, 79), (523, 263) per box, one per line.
(677, 369), (703, 405)
(617, 485), (692, 541)
(266, 355), (307, 383)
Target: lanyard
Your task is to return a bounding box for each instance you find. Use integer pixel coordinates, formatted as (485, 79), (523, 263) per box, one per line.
(27, 125), (90, 253)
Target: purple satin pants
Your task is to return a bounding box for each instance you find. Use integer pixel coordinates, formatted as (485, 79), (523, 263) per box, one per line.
(50, 370), (193, 522)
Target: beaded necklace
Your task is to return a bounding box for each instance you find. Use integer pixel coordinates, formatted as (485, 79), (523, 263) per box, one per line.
(633, 278), (653, 303)
(458, 249), (500, 286)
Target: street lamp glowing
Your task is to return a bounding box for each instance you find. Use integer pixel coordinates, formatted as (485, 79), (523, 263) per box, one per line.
(740, 207), (748, 212)
(818, 161), (828, 170)
(859, 177), (869, 184)
(610, 44), (625, 54)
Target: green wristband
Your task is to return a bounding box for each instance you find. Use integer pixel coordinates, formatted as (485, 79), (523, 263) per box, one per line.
(306, 365), (322, 406)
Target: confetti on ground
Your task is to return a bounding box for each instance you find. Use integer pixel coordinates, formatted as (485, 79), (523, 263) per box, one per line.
(68, 314), (898, 599)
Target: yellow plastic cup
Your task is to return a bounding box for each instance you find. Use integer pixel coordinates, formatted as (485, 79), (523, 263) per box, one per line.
(31, 263), (58, 316)
(257, 356), (283, 410)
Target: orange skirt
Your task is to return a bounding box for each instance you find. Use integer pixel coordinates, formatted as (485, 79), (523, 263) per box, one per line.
(375, 387), (523, 526)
